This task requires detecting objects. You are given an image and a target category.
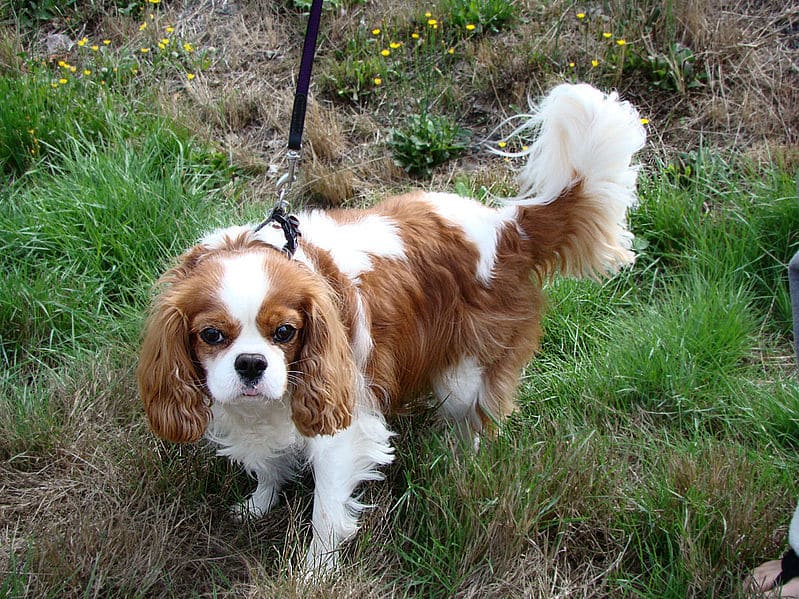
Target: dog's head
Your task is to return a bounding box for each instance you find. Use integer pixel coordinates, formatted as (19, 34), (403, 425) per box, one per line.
(136, 227), (355, 443)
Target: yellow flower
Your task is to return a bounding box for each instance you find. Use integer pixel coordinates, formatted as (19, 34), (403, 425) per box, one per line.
(602, 32), (612, 38)
(50, 82), (58, 88)
(83, 69), (91, 75)
(568, 61), (575, 68)
(497, 141), (507, 148)
(427, 18), (437, 26)
(576, 12), (586, 19)
(465, 24), (475, 31)
(373, 77), (382, 85)
(58, 60), (67, 68)
(187, 73), (195, 80)
(640, 118), (649, 125)
(103, 39), (111, 45)
(447, 47), (454, 55)
(183, 42), (195, 52)
(148, 0), (160, 3)
(69, 66), (77, 72)
(411, 32), (420, 39)
(91, 45), (99, 51)
(139, 22), (147, 30)
(141, 47), (150, 53)
(158, 42), (166, 50)
(424, 11), (432, 18)
(616, 39), (627, 46)
(591, 59), (599, 67)
(59, 78), (68, 84)
(521, 145), (529, 151)
(381, 48), (390, 56)
(372, 28), (381, 35)
(166, 26), (175, 33)
(77, 37), (88, 47)
(161, 38), (170, 45)
(389, 42), (402, 49)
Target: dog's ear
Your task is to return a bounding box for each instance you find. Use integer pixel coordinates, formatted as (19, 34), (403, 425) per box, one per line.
(136, 246), (211, 443)
(290, 282), (355, 437)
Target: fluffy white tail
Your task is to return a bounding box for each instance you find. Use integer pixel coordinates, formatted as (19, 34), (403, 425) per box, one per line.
(503, 83), (646, 278)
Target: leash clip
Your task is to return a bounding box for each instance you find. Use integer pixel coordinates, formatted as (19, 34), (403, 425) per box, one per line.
(253, 150), (302, 256)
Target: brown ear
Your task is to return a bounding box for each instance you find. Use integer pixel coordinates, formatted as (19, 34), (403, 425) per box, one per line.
(136, 250), (210, 443)
(290, 283), (355, 437)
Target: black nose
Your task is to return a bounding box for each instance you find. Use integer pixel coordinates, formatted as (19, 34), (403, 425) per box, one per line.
(234, 353), (268, 383)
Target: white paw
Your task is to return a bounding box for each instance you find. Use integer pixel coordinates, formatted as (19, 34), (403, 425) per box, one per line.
(302, 544), (339, 583)
(229, 491), (277, 523)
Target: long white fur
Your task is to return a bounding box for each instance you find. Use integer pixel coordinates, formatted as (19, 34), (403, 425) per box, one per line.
(501, 83), (645, 275)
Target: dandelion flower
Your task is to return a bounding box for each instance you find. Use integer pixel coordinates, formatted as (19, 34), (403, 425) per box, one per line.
(497, 141), (507, 148)
(372, 28), (381, 35)
(183, 42), (194, 52)
(424, 11), (432, 18)
(373, 77), (382, 85)
(77, 37), (88, 47)
(640, 118), (649, 125)
(616, 39), (626, 46)
(591, 59), (599, 67)
(58, 60), (67, 68)
(103, 39), (111, 45)
(521, 145), (529, 151)
(91, 45), (99, 51)
(447, 47), (454, 55)
(427, 18), (437, 26)
(411, 32), (420, 39)
(69, 66), (77, 72)
(187, 73), (195, 80)
(602, 32), (612, 38)
(576, 12), (586, 19)
(50, 82), (58, 88)
(161, 38), (170, 45)
(59, 78), (68, 84)
(148, 0), (161, 3)
(166, 26), (175, 33)
(466, 23), (475, 31)
(141, 47), (150, 53)
(381, 48), (390, 57)
(568, 61), (575, 68)
(390, 42), (402, 49)
(83, 69), (91, 75)
(139, 22), (147, 30)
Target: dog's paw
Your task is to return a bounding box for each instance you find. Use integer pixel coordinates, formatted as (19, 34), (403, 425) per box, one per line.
(229, 492), (277, 523)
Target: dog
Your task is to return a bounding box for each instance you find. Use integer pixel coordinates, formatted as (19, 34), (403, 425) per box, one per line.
(136, 83), (645, 573)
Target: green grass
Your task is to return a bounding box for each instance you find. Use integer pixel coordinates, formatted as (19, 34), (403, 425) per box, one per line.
(1, 0), (798, 597)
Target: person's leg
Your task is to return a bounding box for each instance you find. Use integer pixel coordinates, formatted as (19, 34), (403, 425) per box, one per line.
(789, 250), (799, 366)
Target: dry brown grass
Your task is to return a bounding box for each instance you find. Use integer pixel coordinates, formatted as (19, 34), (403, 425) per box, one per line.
(143, 0), (798, 210)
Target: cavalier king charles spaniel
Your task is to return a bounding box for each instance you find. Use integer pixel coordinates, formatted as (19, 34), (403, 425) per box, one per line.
(137, 83), (645, 574)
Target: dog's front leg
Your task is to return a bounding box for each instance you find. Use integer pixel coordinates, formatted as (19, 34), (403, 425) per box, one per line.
(303, 410), (394, 576)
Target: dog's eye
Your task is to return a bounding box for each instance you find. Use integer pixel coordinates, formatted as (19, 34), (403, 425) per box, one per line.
(273, 324), (296, 343)
(199, 327), (225, 345)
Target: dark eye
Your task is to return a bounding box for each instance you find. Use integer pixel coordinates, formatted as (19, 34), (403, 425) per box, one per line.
(199, 327), (225, 345)
(273, 324), (296, 343)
